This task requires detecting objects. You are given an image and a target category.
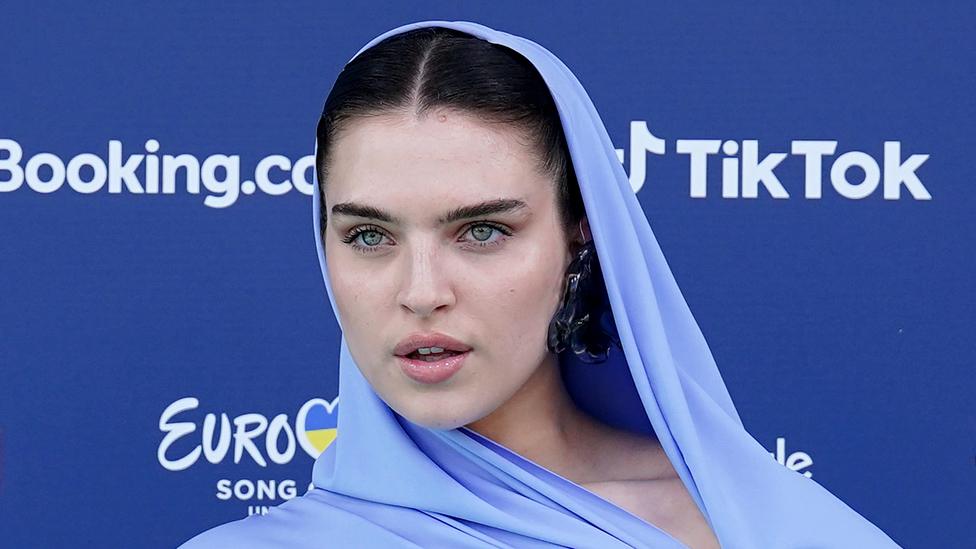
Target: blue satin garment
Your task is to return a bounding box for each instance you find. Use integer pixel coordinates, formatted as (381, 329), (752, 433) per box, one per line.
(181, 20), (901, 548)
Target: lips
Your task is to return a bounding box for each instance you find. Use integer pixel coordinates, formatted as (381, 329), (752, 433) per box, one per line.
(394, 332), (472, 384)
(393, 332), (473, 357)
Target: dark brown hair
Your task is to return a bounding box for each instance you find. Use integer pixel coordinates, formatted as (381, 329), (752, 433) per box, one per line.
(315, 27), (583, 233)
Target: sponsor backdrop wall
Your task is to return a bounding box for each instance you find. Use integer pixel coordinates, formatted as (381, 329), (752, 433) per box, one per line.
(1, 2), (972, 547)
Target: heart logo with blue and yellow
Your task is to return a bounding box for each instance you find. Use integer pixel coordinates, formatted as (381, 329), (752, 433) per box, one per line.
(297, 397), (338, 458)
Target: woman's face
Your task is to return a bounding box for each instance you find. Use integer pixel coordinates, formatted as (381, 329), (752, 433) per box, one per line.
(322, 109), (574, 429)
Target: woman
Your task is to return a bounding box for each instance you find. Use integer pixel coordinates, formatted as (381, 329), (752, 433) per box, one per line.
(182, 21), (900, 548)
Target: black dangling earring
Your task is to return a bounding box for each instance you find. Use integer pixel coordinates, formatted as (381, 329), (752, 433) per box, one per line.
(546, 231), (621, 363)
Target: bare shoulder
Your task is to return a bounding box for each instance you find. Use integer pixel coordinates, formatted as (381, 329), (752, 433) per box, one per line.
(583, 476), (719, 549)
(581, 428), (720, 549)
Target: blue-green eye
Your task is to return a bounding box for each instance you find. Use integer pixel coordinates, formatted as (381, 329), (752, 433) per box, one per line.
(462, 222), (512, 247)
(341, 225), (391, 253)
(359, 230), (383, 246)
(470, 225), (494, 241)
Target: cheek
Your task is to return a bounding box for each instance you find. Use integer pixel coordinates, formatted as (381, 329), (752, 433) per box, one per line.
(326, 251), (381, 343)
(468, 243), (567, 346)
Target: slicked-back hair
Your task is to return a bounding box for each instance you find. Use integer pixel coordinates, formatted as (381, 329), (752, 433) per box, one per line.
(315, 27), (584, 234)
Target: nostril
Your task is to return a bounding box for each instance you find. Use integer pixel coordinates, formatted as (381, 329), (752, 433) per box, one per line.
(397, 285), (456, 317)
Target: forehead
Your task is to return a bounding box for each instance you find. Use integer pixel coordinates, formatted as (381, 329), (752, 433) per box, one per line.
(325, 110), (552, 207)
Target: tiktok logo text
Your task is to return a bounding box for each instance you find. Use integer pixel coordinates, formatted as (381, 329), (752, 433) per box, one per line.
(616, 121), (931, 200)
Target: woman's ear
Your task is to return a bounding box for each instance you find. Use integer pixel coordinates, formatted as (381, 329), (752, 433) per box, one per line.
(567, 216), (591, 257)
(578, 217), (591, 244)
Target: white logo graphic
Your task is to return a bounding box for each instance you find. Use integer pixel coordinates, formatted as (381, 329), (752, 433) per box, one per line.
(158, 397), (338, 514)
(2, 127), (930, 207)
(769, 436), (813, 478)
(0, 139), (315, 208)
(618, 121), (930, 198)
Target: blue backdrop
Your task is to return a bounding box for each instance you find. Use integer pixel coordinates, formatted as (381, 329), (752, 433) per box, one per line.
(1, 2), (972, 547)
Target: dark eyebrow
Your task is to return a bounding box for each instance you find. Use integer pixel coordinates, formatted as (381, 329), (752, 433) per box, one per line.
(438, 198), (528, 224)
(331, 202), (400, 223)
(331, 198), (528, 226)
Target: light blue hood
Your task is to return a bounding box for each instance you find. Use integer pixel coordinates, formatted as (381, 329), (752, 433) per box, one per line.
(183, 20), (900, 548)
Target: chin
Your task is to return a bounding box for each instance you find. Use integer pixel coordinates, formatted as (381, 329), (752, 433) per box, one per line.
(390, 396), (496, 431)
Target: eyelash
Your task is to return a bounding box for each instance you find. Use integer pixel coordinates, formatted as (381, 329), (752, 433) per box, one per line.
(461, 223), (513, 250)
(340, 224), (387, 249)
(340, 222), (513, 254)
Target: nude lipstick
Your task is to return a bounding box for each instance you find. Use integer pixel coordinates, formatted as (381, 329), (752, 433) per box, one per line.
(393, 332), (472, 384)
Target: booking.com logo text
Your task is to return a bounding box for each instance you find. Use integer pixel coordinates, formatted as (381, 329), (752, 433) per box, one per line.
(0, 138), (315, 208)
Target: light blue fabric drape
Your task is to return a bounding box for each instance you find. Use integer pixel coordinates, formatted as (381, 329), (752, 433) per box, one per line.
(182, 20), (900, 548)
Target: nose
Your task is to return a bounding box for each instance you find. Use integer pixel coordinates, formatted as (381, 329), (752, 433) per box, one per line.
(396, 241), (456, 318)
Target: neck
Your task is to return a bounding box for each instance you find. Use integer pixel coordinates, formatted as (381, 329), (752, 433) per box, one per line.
(464, 354), (601, 482)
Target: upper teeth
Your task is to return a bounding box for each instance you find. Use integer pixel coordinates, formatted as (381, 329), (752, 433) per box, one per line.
(417, 347), (445, 355)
